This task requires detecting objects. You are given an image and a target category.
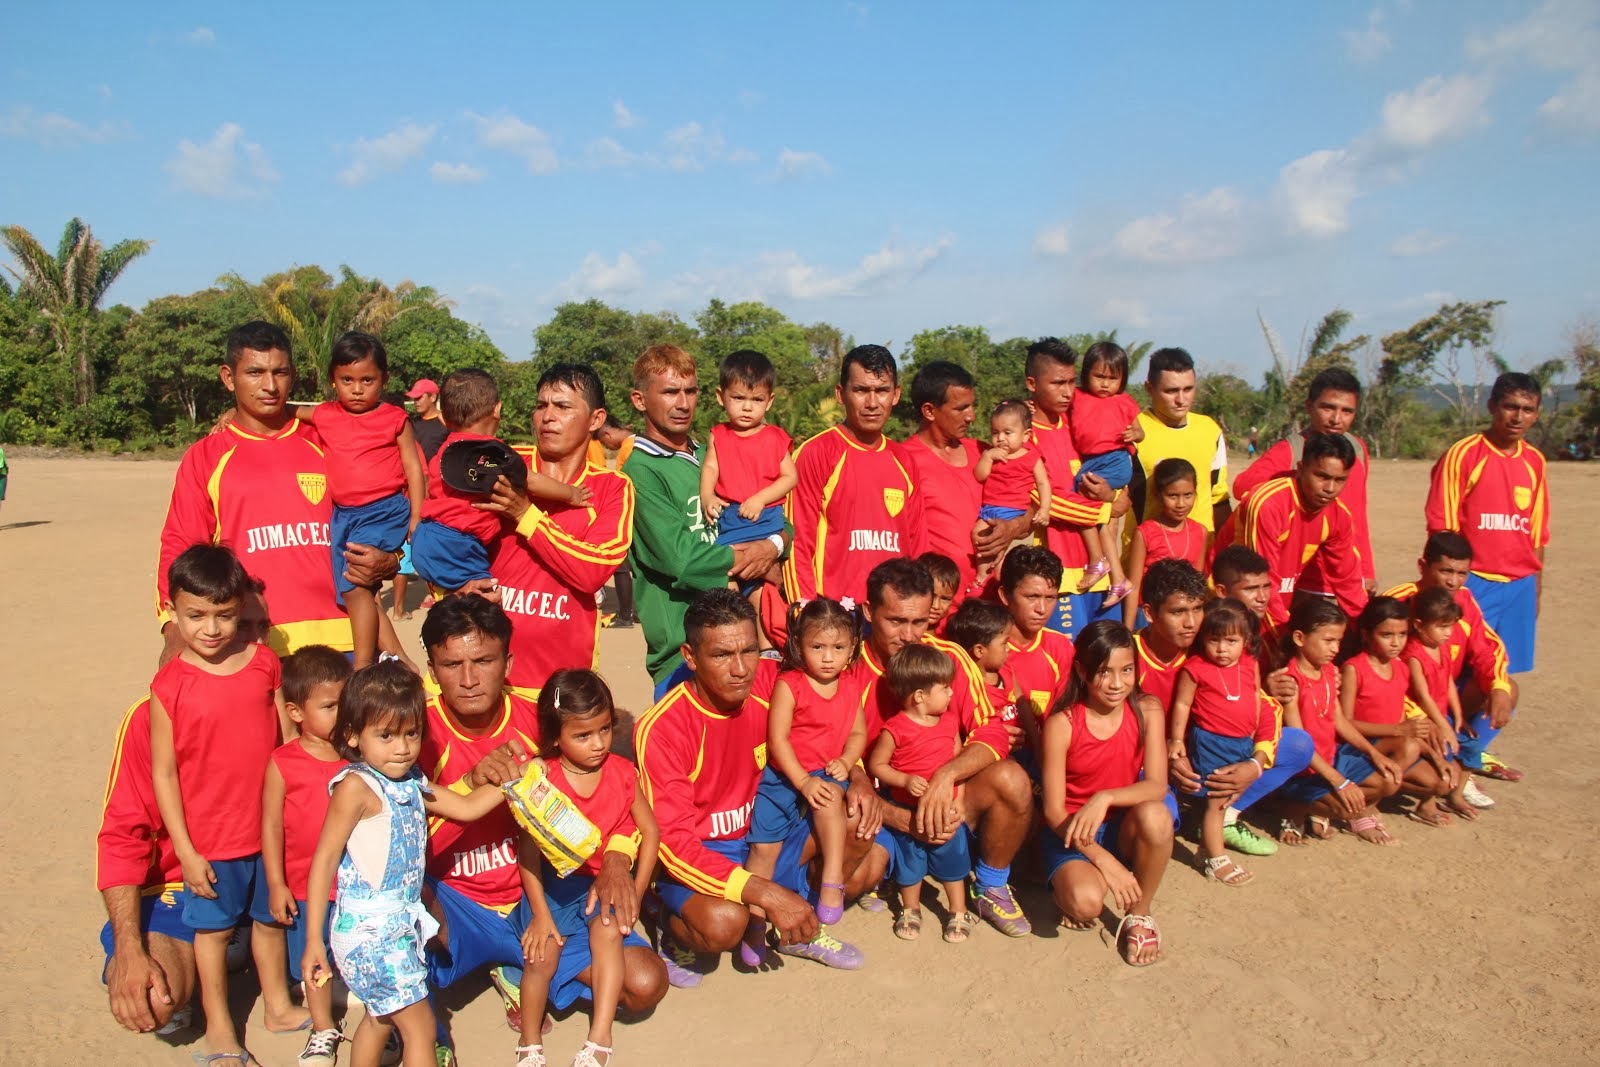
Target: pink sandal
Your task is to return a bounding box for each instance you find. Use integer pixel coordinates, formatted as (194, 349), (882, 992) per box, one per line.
(816, 882), (846, 926)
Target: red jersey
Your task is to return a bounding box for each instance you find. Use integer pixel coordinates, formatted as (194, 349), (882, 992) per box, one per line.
(710, 423), (792, 503)
(158, 421), (351, 654)
(1345, 652), (1411, 727)
(271, 740), (346, 900)
(1402, 637), (1453, 716)
(1069, 391), (1140, 457)
(1292, 661), (1342, 765)
(1058, 701), (1143, 815)
(151, 643), (282, 860)
(420, 431), (507, 543)
(848, 635), (1009, 760)
(1383, 581), (1511, 696)
(492, 451), (635, 697)
(1426, 434), (1550, 581)
(309, 401), (408, 507)
(1006, 628), (1075, 720)
(634, 661), (780, 902)
(984, 663), (1021, 728)
(419, 692), (541, 908)
(1233, 433), (1376, 584)
(1031, 412), (1114, 574)
(1217, 476), (1367, 628)
(901, 436), (984, 595)
(1135, 518), (1206, 574)
(545, 754), (640, 879)
(783, 427), (927, 604)
(778, 670), (864, 772)
(1133, 632), (1187, 712)
(982, 444), (1043, 511)
(1180, 655), (1273, 747)
(98, 699), (181, 892)
(882, 712), (962, 805)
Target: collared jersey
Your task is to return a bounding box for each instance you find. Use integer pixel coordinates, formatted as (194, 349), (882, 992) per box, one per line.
(1217, 475), (1367, 627)
(543, 754), (640, 879)
(1133, 632), (1188, 712)
(1129, 410), (1229, 535)
(984, 663), (1022, 730)
(1031, 412), (1114, 574)
(1006, 628), (1076, 720)
(882, 712), (962, 805)
(1069, 391), (1140, 457)
(98, 698), (181, 893)
(1383, 581), (1511, 696)
(158, 421), (351, 654)
(710, 423), (792, 503)
(492, 449), (635, 696)
(587, 435), (635, 472)
(784, 426), (926, 604)
(901, 436), (985, 596)
(982, 444), (1044, 511)
(309, 401), (409, 507)
(1233, 432), (1375, 584)
(420, 431), (510, 544)
(1426, 434), (1550, 581)
(419, 692), (541, 908)
(271, 739), (346, 900)
(848, 634), (1009, 761)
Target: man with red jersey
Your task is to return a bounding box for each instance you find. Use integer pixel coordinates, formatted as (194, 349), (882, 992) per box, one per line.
(636, 590), (874, 987)
(848, 559), (1034, 937)
(479, 364), (635, 698)
(156, 321), (396, 659)
(784, 345), (927, 606)
(901, 361), (1031, 599)
(1426, 372), (1550, 677)
(1233, 369), (1377, 595)
(1215, 432), (1368, 631)
(1024, 338), (1128, 638)
(417, 597), (664, 1056)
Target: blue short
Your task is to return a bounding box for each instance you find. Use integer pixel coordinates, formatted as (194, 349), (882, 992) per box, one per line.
(1277, 744), (1379, 804)
(424, 878), (532, 989)
(182, 854), (275, 931)
(714, 503), (785, 547)
(282, 898), (333, 983)
(332, 493), (412, 601)
(1467, 573), (1537, 674)
(1040, 809), (1127, 883)
(409, 520), (492, 592)
(980, 504), (1027, 522)
(1074, 449), (1133, 493)
(749, 766), (837, 844)
(655, 825), (810, 917)
(397, 539), (417, 577)
(1189, 727), (1255, 796)
(100, 887), (195, 979)
(537, 872), (650, 1011)
(1048, 584), (1119, 642)
(888, 825), (971, 888)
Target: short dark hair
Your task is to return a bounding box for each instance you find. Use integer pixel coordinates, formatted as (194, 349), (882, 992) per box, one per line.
(335, 661), (427, 761)
(1151, 457), (1198, 493)
(909, 361), (974, 414)
(1411, 586), (1463, 626)
(867, 557), (933, 609)
(989, 398), (1031, 428)
(1080, 341), (1129, 388)
(1211, 545), (1269, 588)
(1060, 620), (1134, 709)
(944, 598), (1010, 654)
(718, 350), (776, 393)
(281, 645), (352, 708)
(840, 344), (897, 387)
(1489, 371), (1541, 408)
(684, 588), (756, 650)
(439, 368), (501, 429)
(421, 594), (513, 656)
(1024, 337), (1076, 380)
(1202, 597), (1260, 657)
(916, 552), (961, 592)
(329, 330), (388, 376)
(536, 669), (616, 757)
(1140, 559), (1208, 613)
(783, 597), (862, 672)
(1307, 368), (1361, 404)
(884, 643), (954, 703)
(1422, 531), (1473, 564)
(225, 320), (292, 369)
(1281, 596), (1347, 660)
(1145, 347), (1195, 385)
(167, 543), (251, 605)
(1356, 595), (1409, 635)
(1302, 431), (1357, 470)
(538, 362), (607, 413)
(998, 545), (1063, 595)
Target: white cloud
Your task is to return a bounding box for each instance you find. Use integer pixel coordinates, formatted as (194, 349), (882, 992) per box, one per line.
(469, 111), (558, 174)
(1101, 297), (1151, 330)
(753, 237), (952, 301)
(337, 122), (436, 186)
(164, 122), (278, 198)
(550, 251), (645, 301)
(612, 99), (641, 129)
(585, 137), (638, 169)
(430, 161), (483, 184)
(1470, 1), (1600, 138)
(0, 104), (129, 145)
(1343, 9), (1391, 63)
(1032, 223), (1071, 256)
(180, 26), (216, 45)
(1536, 65), (1600, 137)
(1377, 73), (1492, 149)
(1277, 148), (1362, 236)
(1388, 229), (1452, 257)
(1110, 188), (1249, 264)
(663, 121), (754, 171)
(772, 148), (832, 181)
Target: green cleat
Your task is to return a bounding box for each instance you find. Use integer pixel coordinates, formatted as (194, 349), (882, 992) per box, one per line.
(1222, 820), (1279, 856)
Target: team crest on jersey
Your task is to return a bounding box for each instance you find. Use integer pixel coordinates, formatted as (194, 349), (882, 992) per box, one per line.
(754, 742), (768, 770)
(297, 473), (327, 505)
(1513, 485), (1532, 510)
(883, 488), (905, 517)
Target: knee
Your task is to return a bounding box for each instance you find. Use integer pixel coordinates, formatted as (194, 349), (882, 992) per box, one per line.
(979, 759), (1034, 815)
(1133, 800), (1174, 845)
(1280, 728), (1315, 769)
(1053, 875), (1103, 922)
(620, 949), (668, 1013)
(845, 844), (889, 897)
(679, 899), (747, 953)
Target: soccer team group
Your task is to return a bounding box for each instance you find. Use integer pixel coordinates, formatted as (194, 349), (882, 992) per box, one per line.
(98, 321), (1551, 1067)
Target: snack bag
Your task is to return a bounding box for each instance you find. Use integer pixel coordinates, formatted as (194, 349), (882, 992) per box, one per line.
(502, 759), (601, 878)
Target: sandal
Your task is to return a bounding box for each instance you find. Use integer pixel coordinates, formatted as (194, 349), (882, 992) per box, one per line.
(1115, 913), (1163, 967)
(893, 906), (922, 941)
(1278, 818), (1306, 847)
(1103, 580), (1134, 608)
(1407, 802), (1453, 828)
(1347, 814), (1398, 846)
(1308, 815), (1336, 840)
(942, 912), (975, 944)
(1077, 558), (1110, 592)
(572, 1041), (613, 1067)
(516, 1045), (549, 1067)
(816, 881), (846, 926)
(191, 1053), (258, 1066)
(1202, 855), (1253, 887)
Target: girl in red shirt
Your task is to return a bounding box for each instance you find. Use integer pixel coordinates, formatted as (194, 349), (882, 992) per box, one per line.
(1402, 589), (1480, 822)
(1123, 457), (1207, 630)
(1068, 342), (1144, 606)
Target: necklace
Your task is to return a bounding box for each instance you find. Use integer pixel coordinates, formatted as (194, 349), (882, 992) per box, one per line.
(1217, 660), (1245, 702)
(1156, 520), (1193, 563)
(560, 757), (602, 776)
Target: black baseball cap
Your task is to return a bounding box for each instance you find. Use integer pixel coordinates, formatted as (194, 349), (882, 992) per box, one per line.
(439, 438), (528, 495)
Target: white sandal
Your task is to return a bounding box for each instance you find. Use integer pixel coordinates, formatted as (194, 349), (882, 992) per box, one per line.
(572, 1041), (613, 1066)
(516, 1044), (548, 1067)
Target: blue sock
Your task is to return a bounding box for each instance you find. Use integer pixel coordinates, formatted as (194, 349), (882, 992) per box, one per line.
(975, 861), (1009, 891)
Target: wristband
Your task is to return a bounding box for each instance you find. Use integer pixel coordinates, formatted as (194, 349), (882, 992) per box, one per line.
(1335, 778), (1354, 791)
(1248, 757), (1262, 773)
(766, 533), (785, 553)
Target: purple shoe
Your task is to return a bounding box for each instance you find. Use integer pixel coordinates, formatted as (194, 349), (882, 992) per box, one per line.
(815, 882), (846, 926)
(738, 918), (768, 967)
(973, 883), (1033, 937)
(656, 930), (704, 988)
(776, 931), (864, 970)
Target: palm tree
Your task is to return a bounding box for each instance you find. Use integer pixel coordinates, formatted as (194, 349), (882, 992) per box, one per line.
(2, 217), (151, 404)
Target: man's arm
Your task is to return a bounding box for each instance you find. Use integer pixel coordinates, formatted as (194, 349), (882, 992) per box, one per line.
(1230, 438), (1290, 503)
(1322, 503), (1370, 619)
(1425, 439), (1470, 534)
(156, 444), (219, 631)
(504, 472), (635, 592)
(627, 462), (736, 593)
(102, 886), (172, 1032)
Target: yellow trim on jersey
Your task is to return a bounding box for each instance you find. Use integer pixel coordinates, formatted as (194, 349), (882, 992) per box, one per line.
(270, 617), (356, 656)
(811, 451), (850, 600)
(604, 832), (642, 865)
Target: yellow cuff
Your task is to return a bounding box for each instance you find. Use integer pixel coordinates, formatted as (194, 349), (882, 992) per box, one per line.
(603, 832), (640, 865)
(723, 865), (753, 903)
(964, 740), (1003, 764)
(1251, 743), (1276, 770)
(514, 503), (548, 539)
(1492, 680), (1513, 695)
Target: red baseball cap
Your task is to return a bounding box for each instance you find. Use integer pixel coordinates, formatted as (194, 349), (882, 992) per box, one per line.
(406, 379), (439, 399)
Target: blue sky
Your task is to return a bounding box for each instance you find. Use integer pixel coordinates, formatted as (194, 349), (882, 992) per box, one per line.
(4, 1), (1597, 381)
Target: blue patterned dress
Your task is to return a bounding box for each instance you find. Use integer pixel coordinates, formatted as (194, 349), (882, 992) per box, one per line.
(327, 764), (440, 1016)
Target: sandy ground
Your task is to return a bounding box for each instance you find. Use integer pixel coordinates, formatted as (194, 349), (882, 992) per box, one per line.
(3, 454), (1597, 1064)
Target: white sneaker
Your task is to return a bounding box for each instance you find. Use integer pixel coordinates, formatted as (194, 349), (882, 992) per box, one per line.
(1461, 778), (1496, 809)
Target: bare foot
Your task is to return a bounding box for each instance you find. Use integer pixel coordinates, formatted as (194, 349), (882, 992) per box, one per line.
(391, 609), (413, 621)
(263, 1003), (311, 1033)
(1408, 797), (1453, 827)
(1442, 791), (1481, 821)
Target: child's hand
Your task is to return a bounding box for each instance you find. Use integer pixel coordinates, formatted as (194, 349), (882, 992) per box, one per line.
(1167, 738), (1186, 761)
(984, 446), (1008, 462)
(1401, 718), (1431, 740)
(907, 775), (930, 798)
(800, 776), (841, 810)
(1064, 793), (1110, 847)
(1373, 751), (1403, 787)
(521, 914), (565, 965)
(1098, 857), (1141, 913)
(823, 759), (850, 783)
(302, 945), (332, 991)
(1120, 420), (1145, 444)
(1455, 712), (1472, 737)
(568, 484), (593, 507)
(703, 496), (727, 522)
(737, 499), (765, 521)
(1331, 778), (1366, 817)
(180, 853), (218, 899)
(268, 883), (298, 925)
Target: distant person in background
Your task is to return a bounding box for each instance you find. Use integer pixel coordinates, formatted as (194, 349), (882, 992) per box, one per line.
(407, 377), (448, 461)
(0, 442), (8, 516)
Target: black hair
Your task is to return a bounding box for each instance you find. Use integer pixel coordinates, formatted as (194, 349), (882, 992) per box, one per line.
(783, 597), (862, 672)
(1024, 337), (1076, 380)
(989, 398), (1032, 429)
(1422, 531), (1473, 564)
(1145, 347), (1195, 385)
(167, 543), (251, 605)
(282, 645), (352, 708)
(909, 361), (974, 414)
(1211, 545), (1270, 588)
(999, 545), (1063, 595)
(1489, 371), (1541, 408)
(884, 643), (954, 703)
(839, 344), (897, 388)
(867, 557), (933, 608)
(537, 362), (607, 414)
(329, 330), (388, 376)
(421, 593), (514, 656)
(1411, 586), (1463, 626)
(225, 320), (292, 369)
(719, 349), (777, 392)
(439, 368), (501, 429)
(1282, 596), (1348, 661)
(684, 588), (757, 650)
(335, 661), (427, 762)
(1307, 368), (1361, 404)
(916, 552), (962, 592)
(944, 598), (1010, 655)
(1140, 559), (1209, 613)
(1200, 597), (1259, 660)
(1301, 431), (1357, 471)
(1059, 620), (1135, 709)
(1151, 457), (1198, 493)
(602, 411), (629, 432)
(1357, 595), (1409, 635)
(1080, 341), (1129, 392)
(537, 669), (617, 757)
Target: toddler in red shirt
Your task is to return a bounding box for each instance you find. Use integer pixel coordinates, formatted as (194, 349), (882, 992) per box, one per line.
(1402, 589), (1479, 821)
(1069, 342), (1144, 606)
(1124, 458), (1207, 629)
(973, 399), (1050, 587)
